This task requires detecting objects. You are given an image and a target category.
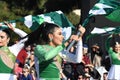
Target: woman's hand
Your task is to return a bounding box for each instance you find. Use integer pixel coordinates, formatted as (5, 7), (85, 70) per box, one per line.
(4, 21), (15, 31)
(69, 35), (81, 42)
(64, 25), (85, 47)
(78, 25), (86, 37)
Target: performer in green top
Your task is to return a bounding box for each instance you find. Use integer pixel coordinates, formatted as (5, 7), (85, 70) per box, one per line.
(105, 34), (120, 79)
(25, 22), (85, 80)
(0, 22), (27, 80)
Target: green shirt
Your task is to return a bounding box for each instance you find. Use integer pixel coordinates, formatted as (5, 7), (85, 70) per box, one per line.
(34, 44), (65, 80)
(106, 36), (120, 65)
(0, 46), (16, 73)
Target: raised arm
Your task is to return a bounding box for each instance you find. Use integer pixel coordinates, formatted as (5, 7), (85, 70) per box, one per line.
(5, 22), (28, 56)
(105, 34), (115, 56)
(60, 40), (83, 63)
(60, 25), (85, 63)
(4, 22), (27, 37)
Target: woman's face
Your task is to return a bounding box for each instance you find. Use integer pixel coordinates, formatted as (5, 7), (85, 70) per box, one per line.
(30, 52), (35, 61)
(114, 44), (120, 53)
(50, 27), (64, 46)
(0, 31), (9, 47)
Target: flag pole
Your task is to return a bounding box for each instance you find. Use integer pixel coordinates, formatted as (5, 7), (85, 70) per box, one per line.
(66, 14), (92, 51)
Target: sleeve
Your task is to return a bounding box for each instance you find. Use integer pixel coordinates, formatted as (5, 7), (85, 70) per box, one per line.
(13, 28), (27, 37)
(59, 40), (83, 63)
(34, 44), (65, 63)
(105, 35), (114, 55)
(9, 28), (28, 56)
(105, 35), (112, 52)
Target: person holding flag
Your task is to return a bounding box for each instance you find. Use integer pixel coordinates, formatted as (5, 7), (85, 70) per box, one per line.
(25, 22), (85, 80)
(0, 22), (28, 80)
(105, 34), (120, 79)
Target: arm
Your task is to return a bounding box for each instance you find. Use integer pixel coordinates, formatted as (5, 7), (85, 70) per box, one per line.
(105, 35), (120, 61)
(105, 35), (115, 56)
(34, 44), (65, 63)
(60, 40), (83, 63)
(6, 23), (28, 56)
(90, 67), (101, 79)
(13, 28), (27, 37)
(14, 62), (22, 76)
(105, 35), (112, 51)
(75, 40), (83, 63)
(4, 22), (27, 37)
(60, 25), (85, 63)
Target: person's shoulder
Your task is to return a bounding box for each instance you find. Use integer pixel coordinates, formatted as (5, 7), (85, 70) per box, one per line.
(19, 48), (27, 52)
(35, 45), (50, 51)
(35, 45), (42, 50)
(36, 45), (47, 48)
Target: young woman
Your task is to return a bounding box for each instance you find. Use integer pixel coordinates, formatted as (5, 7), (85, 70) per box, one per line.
(0, 22), (27, 80)
(106, 34), (120, 79)
(25, 22), (85, 80)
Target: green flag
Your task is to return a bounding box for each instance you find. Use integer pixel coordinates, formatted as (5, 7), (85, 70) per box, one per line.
(106, 9), (120, 22)
(91, 27), (115, 34)
(79, 0), (120, 41)
(89, 0), (120, 16)
(82, 0), (120, 28)
(90, 26), (120, 35)
(88, 0), (120, 23)
(86, 26), (120, 42)
(18, 11), (74, 40)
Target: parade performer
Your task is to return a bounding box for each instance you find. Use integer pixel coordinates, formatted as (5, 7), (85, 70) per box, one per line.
(25, 22), (85, 80)
(106, 34), (120, 79)
(0, 22), (27, 80)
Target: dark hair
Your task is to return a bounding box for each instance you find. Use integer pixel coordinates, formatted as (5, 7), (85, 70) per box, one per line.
(110, 34), (120, 47)
(0, 28), (11, 38)
(25, 22), (60, 46)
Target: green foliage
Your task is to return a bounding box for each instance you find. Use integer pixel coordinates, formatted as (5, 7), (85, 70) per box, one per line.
(38, 0), (47, 9)
(44, 0), (79, 13)
(0, 1), (15, 21)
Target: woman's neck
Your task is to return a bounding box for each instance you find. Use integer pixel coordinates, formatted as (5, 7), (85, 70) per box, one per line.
(49, 42), (56, 47)
(0, 45), (7, 48)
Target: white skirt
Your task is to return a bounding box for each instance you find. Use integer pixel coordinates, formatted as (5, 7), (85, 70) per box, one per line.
(0, 73), (16, 80)
(108, 65), (120, 79)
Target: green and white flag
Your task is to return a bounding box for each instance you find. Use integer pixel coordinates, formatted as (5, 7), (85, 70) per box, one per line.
(91, 27), (115, 34)
(91, 26), (120, 35)
(89, 0), (120, 16)
(18, 11), (74, 40)
(85, 26), (120, 42)
(81, 0), (120, 27)
(106, 8), (120, 22)
(85, 0), (120, 41)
